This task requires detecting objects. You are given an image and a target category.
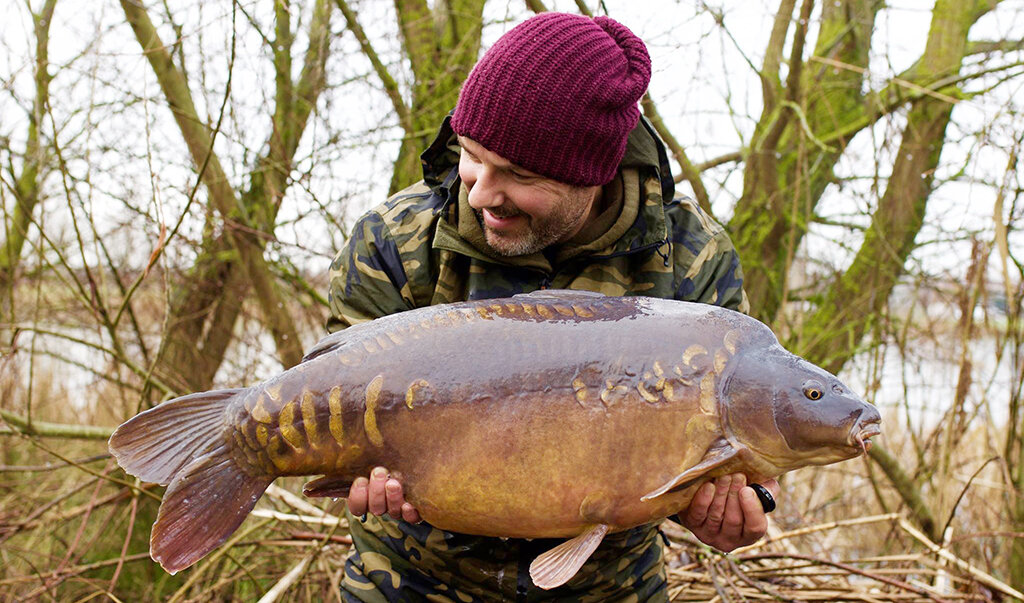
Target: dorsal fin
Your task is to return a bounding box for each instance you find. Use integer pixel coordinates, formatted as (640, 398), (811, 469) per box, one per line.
(301, 319), (380, 363)
(529, 523), (610, 590)
(512, 289), (609, 301)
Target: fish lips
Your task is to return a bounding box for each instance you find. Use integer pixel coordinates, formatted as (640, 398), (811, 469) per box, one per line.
(849, 413), (882, 455)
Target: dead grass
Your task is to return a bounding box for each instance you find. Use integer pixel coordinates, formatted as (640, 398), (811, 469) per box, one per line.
(1, 391), (1019, 602)
(1, 279), (1021, 601)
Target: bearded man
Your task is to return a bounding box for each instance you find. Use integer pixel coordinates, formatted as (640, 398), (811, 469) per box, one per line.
(327, 12), (780, 602)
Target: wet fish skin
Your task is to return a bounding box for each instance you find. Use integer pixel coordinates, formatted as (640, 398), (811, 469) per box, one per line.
(108, 290), (881, 586)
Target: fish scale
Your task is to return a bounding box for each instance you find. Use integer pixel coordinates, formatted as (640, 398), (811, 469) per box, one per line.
(108, 289), (881, 588)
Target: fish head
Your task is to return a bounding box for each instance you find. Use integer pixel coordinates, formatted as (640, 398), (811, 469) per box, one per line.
(721, 346), (881, 473)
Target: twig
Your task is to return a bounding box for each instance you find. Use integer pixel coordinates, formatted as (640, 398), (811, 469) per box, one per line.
(739, 552), (952, 602)
(285, 531), (352, 545)
(45, 466), (111, 592)
(250, 509), (344, 527)
(255, 554), (312, 603)
(0, 452), (110, 472)
(21, 436), (159, 500)
(0, 476), (98, 545)
(897, 517), (1024, 600)
(0, 553), (152, 587)
(723, 554), (796, 602)
(779, 100), (836, 153)
(808, 55), (960, 106)
(266, 483), (337, 519)
(0, 409), (112, 440)
(108, 494), (139, 591)
(13, 485), (134, 531)
(696, 152), (743, 172)
(733, 513), (900, 554)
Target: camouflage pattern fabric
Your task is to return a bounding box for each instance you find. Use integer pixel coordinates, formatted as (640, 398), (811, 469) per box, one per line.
(328, 115), (748, 601)
(340, 515), (667, 602)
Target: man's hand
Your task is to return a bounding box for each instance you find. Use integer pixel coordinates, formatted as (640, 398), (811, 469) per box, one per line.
(346, 466), (422, 523)
(679, 474), (779, 552)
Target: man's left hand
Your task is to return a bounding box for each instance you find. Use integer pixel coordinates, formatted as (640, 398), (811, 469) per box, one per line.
(678, 474), (779, 552)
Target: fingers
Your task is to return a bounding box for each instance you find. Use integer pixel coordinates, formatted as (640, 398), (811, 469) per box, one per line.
(737, 486), (767, 542)
(401, 503), (422, 524)
(367, 467), (389, 515)
(681, 474), (779, 553)
(705, 475), (733, 530)
(762, 478), (781, 501)
(718, 474), (746, 543)
(385, 476), (405, 517)
(737, 478), (779, 544)
(347, 466), (421, 523)
(347, 476), (369, 517)
(683, 481), (715, 526)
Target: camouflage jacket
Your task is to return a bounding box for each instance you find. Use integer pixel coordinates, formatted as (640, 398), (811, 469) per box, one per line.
(328, 116), (748, 602)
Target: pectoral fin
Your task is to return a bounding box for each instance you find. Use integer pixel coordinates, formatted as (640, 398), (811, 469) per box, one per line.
(641, 440), (739, 501)
(529, 523), (609, 590)
(302, 475), (354, 498)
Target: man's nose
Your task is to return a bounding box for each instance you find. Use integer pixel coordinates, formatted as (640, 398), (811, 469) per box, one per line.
(466, 168), (505, 209)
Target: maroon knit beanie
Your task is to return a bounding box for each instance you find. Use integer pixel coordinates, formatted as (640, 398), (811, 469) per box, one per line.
(450, 12), (651, 187)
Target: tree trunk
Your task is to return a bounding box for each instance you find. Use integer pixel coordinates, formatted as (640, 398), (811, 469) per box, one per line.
(730, 0), (879, 325)
(0, 0), (57, 310)
(387, 0), (485, 193)
(795, 0), (994, 374)
(120, 0), (332, 396)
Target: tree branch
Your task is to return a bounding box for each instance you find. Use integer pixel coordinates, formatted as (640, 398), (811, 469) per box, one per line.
(642, 96), (712, 218)
(967, 38), (1024, 56)
(335, 0), (413, 135)
(0, 0), (57, 294)
(524, 0), (549, 13)
(119, 0), (319, 369)
(760, 0), (797, 113)
(0, 409), (113, 440)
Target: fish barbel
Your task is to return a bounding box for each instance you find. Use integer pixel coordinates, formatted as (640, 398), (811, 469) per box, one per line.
(109, 290), (881, 588)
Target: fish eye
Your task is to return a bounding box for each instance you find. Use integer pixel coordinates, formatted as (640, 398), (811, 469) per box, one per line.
(803, 380), (824, 401)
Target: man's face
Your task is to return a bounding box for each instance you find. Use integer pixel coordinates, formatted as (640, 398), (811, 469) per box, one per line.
(457, 136), (601, 257)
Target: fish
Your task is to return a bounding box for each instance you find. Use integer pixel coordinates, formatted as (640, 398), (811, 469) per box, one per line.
(108, 290), (881, 589)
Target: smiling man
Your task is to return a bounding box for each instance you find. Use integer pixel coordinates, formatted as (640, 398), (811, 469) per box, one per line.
(458, 135), (604, 257)
(327, 11), (778, 602)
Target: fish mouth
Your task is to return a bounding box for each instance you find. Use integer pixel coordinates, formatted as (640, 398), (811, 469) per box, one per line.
(851, 421), (882, 456)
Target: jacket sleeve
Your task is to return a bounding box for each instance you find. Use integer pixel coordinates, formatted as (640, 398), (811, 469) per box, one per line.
(677, 231), (749, 313)
(669, 199), (750, 313)
(326, 210), (415, 333)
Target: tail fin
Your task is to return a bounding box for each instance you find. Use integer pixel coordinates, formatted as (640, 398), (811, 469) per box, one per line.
(109, 389), (273, 573)
(109, 389), (244, 484)
(151, 451), (273, 573)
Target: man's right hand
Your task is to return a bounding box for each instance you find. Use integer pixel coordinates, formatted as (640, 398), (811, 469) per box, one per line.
(347, 466), (422, 523)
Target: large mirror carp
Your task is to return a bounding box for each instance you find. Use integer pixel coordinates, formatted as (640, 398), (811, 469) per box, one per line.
(109, 290), (881, 589)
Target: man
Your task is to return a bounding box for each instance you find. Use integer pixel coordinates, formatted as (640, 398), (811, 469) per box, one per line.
(327, 12), (780, 602)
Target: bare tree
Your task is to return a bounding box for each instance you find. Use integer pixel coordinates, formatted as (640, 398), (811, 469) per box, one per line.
(336, 0), (487, 194)
(119, 0), (332, 395)
(0, 0), (57, 312)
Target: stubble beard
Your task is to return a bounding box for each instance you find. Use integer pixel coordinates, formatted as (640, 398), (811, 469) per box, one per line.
(478, 188), (594, 257)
